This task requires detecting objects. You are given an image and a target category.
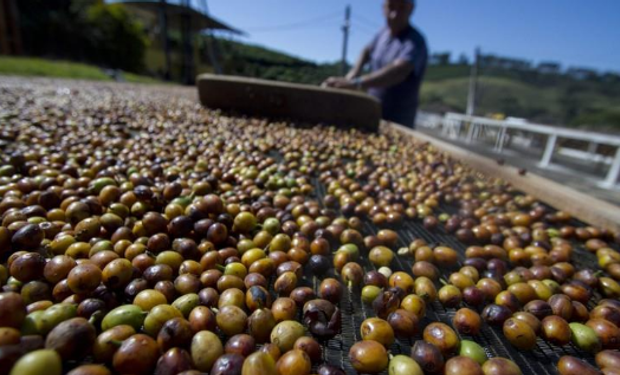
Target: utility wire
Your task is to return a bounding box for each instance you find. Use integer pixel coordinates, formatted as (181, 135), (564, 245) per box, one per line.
(353, 13), (382, 29)
(244, 11), (343, 33)
(351, 20), (377, 37)
(248, 21), (342, 34)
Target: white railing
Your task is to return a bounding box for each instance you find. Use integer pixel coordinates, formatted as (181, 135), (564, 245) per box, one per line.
(416, 111), (620, 189)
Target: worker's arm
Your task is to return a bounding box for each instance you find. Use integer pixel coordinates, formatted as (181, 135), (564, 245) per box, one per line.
(324, 33), (427, 92)
(322, 47), (372, 88)
(323, 59), (414, 90)
(357, 59), (414, 89)
(345, 46), (372, 80)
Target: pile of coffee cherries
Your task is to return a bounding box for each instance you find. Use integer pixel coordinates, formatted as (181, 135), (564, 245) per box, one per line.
(0, 78), (619, 375)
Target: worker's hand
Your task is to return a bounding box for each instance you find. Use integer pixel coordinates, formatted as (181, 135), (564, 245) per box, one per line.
(321, 77), (356, 90)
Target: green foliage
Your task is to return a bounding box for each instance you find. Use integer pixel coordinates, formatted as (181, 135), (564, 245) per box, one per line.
(17, 0), (148, 73)
(0, 57), (111, 80)
(216, 38), (341, 84)
(424, 64), (470, 81)
(83, 3), (148, 72)
(571, 108), (620, 128)
(218, 39), (305, 66)
(123, 72), (167, 84)
(0, 56), (165, 83)
(420, 65), (620, 129)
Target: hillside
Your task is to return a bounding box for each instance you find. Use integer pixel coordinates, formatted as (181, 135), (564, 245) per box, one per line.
(3, 37), (619, 129)
(0, 56), (164, 84)
(215, 39), (620, 130)
(420, 66), (620, 129)
(216, 39), (341, 85)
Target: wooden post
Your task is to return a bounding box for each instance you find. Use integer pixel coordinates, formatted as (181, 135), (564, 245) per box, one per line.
(466, 47), (480, 116)
(181, 0), (194, 84)
(341, 5), (351, 76)
(0, 0), (22, 55)
(466, 122), (476, 143)
(0, 0), (8, 54)
(539, 134), (557, 168)
(495, 127), (507, 153)
(587, 142), (598, 156)
(9, 0), (20, 54)
(441, 117), (449, 136)
(159, 0), (171, 80)
(602, 147), (620, 189)
(454, 121), (462, 139)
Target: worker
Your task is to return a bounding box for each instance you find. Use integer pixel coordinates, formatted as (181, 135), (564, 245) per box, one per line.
(323, 0), (428, 128)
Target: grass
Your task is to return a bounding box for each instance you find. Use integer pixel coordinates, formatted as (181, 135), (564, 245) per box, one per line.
(123, 72), (167, 84)
(422, 76), (559, 113)
(0, 56), (165, 84)
(420, 65), (620, 129)
(0, 56), (111, 80)
(424, 64), (470, 81)
(420, 74), (619, 127)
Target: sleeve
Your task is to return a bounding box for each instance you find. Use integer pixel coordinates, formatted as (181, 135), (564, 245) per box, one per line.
(366, 30), (382, 54)
(396, 36), (428, 76)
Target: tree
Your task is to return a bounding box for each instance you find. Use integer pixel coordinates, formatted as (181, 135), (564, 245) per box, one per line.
(430, 52), (451, 66)
(457, 54), (469, 65)
(17, 0), (147, 72)
(83, 2), (148, 72)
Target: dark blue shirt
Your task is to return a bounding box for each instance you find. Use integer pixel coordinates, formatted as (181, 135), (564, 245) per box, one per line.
(367, 25), (428, 127)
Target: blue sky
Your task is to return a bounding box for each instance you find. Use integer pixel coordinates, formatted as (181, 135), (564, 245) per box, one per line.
(197, 0), (620, 73)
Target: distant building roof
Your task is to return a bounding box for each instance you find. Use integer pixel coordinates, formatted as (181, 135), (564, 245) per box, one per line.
(567, 66), (598, 80)
(111, 0), (244, 34)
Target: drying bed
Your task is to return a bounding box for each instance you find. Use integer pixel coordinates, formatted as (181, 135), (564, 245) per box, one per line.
(0, 77), (619, 375)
